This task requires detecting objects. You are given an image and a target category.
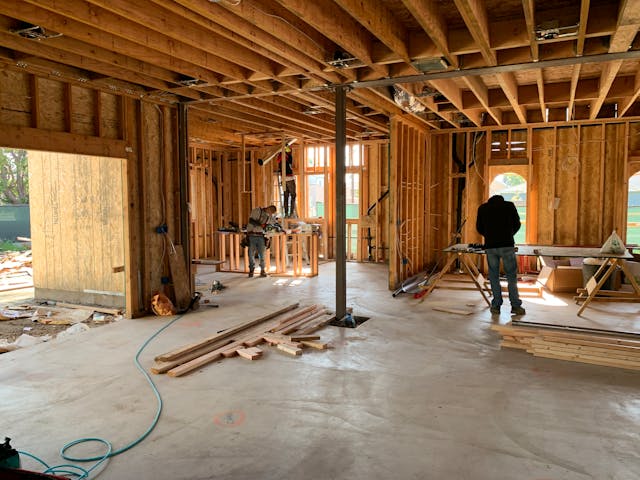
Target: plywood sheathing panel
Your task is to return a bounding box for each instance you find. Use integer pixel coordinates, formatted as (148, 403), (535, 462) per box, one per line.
(578, 125), (604, 244)
(603, 123), (627, 239)
(531, 128), (556, 245)
(70, 85), (96, 136)
(554, 127), (580, 245)
(28, 151), (125, 307)
(0, 70), (31, 127)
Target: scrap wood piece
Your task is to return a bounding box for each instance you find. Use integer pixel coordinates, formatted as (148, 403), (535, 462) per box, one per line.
(151, 338), (234, 374)
(156, 303), (299, 362)
(433, 306), (474, 315)
(237, 347), (263, 360)
(262, 333), (302, 348)
(300, 340), (329, 350)
(288, 334), (321, 342)
(0, 309), (34, 320)
(53, 302), (122, 315)
(276, 343), (302, 356)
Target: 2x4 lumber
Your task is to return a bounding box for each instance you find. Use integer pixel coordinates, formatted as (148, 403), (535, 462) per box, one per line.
(155, 303), (299, 361)
(151, 338), (235, 374)
(237, 347), (263, 360)
(53, 302), (122, 315)
(530, 341), (640, 362)
(272, 305), (321, 330)
(532, 350), (640, 371)
(300, 340), (329, 350)
(276, 343), (303, 356)
(294, 314), (336, 335)
(274, 310), (330, 335)
(289, 334), (321, 342)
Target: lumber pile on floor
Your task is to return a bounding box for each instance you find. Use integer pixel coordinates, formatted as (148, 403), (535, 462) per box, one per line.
(491, 323), (640, 371)
(152, 303), (335, 377)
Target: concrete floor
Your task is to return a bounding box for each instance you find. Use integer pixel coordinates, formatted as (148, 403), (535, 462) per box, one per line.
(1, 262), (639, 480)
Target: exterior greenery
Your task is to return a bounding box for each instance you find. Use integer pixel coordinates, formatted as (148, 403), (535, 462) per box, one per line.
(0, 149), (29, 205)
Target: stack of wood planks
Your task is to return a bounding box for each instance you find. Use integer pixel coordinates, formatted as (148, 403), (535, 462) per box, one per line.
(152, 303), (335, 377)
(492, 323), (640, 371)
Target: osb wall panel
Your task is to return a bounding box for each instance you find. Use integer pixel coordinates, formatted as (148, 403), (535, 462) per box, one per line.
(578, 125), (605, 244)
(28, 151), (125, 308)
(554, 127), (580, 245)
(71, 85), (97, 136)
(0, 70), (31, 126)
(531, 128), (556, 245)
(430, 134), (450, 259)
(99, 92), (122, 139)
(38, 78), (66, 131)
(603, 123), (627, 239)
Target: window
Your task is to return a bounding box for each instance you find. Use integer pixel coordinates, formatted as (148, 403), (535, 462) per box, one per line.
(345, 173), (359, 219)
(490, 130), (528, 161)
(489, 173), (527, 244)
(305, 145), (329, 171)
(306, 174), (325, 218)
(628, 172), (640, 245)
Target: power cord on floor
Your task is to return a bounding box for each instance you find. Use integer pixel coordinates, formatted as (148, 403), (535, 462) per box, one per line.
(18, 314), (185, 479)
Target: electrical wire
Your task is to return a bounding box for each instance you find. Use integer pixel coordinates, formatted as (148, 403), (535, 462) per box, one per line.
(18, 313), (184, 479)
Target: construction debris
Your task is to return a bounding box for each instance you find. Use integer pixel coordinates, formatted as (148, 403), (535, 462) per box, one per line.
(0, 250), (33, 291)
(152, 303), (335, 377)
(492, 323), (640, 371)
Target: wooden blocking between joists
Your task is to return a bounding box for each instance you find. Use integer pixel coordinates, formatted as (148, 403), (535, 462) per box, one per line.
(237, 347), (263, 360)
(277, 343), (303, 356)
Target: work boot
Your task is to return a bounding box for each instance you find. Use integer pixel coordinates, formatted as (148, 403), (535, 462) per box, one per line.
(248, 270), (254, 278)
(511, 306), (526, 315)
(259, 269), (267, 277)
(490, 306), (500, 315)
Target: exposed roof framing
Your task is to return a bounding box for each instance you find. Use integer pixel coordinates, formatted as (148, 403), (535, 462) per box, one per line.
(1, 0), (640, 147)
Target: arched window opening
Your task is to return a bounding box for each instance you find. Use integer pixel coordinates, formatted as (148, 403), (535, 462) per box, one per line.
(628, 172), (640, 246)
(489, 173), (527, 245)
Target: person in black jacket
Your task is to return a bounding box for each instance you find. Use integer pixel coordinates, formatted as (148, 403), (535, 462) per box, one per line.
(476, 195), (525, 315)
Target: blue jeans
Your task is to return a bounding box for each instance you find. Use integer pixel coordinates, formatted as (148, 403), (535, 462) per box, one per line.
(248, 235), (266, 272)
(486, 246), (522, 309)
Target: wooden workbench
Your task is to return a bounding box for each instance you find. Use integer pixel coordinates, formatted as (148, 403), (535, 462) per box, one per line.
(426, 244), (640, 316)
(216, 231), (318, 277)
